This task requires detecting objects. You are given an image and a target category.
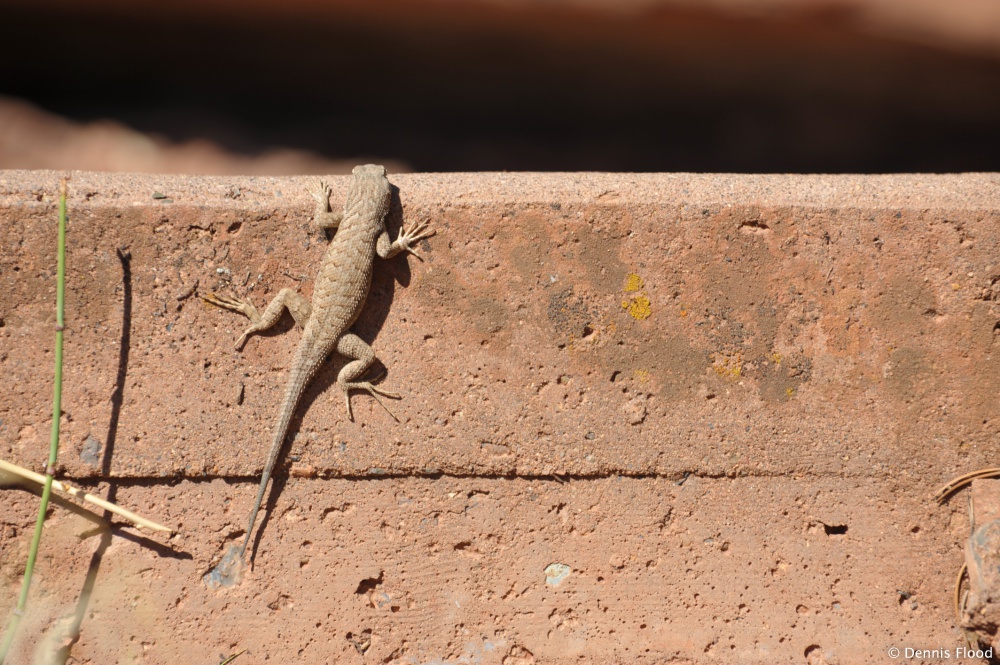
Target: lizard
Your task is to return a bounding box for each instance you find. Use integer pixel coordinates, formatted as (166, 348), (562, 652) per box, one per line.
(202, 164), (433, 561)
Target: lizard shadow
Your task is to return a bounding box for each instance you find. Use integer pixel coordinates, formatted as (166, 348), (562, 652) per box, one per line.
(244, 184), (424, 562)
(247, 473), (288, 563)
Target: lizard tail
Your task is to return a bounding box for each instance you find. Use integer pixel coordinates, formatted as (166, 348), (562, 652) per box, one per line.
(239, 345), (325, 557)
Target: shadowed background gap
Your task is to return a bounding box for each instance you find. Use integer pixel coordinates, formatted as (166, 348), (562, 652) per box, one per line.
(2, 0), (1000, 173)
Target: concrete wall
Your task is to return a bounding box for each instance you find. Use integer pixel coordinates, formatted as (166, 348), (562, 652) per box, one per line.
(1, 170), (996, 663)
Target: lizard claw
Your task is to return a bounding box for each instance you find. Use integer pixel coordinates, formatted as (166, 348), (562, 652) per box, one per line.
(404, 219), (435, 242)
(343, 382), (402, 422)
(398, 219), (436, 259)
(344, 392), (354, 422)
(201, 292), (237, 309)
(311, 180), (332, 207)
(201, 292), (260, 319)
(200, 293), (261, 349)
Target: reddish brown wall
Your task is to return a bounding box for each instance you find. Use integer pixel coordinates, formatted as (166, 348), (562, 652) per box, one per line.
(1, 170), (996, 663)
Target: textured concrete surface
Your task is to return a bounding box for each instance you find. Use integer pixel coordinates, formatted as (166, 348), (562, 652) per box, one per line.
(0, 170), (998, 663)
(0, 475), (962, 664)
(3, 171), (1000, 481)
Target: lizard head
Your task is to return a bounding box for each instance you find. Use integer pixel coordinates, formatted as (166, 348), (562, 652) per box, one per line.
(352, 164), (386, 177)
(348, 164), (391, 223)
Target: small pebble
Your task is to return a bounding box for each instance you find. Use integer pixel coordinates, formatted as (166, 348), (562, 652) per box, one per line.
(544, 563), (571, 586)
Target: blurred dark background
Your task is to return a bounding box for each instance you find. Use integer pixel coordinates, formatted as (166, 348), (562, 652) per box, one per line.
(2, 0), (1000, 174)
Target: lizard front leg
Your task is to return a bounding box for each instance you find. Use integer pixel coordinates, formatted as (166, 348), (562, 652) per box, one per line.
(312, 180), (344, 230)
(376, 219), (435, 260)
(202, 288), (312, 350)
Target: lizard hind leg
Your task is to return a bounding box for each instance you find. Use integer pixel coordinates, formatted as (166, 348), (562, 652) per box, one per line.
(335, 333), (401, 422)
(203, 288), (312, 350)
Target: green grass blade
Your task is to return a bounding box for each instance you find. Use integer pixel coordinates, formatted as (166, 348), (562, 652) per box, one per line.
(0, 178), (69, 663)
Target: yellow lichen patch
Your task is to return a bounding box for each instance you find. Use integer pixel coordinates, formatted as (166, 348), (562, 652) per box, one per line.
(770, 352), (783, 365)
(625, 273), (645, 292)
(785, 387), (795, 396)
(634, 369), (650, 383)
(620, 272), (651, 320)
(622, 295), (652, 320)
(710, 351), (743, 380)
